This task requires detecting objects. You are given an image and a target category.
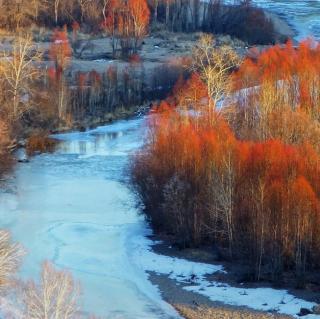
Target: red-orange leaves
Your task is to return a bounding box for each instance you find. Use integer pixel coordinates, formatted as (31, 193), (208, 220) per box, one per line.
(128, 0), (150, 38)
(234, 39), (320, 114)
(132, 100), (320, 274)
(49, 28), (72, 72)
(102, 0), (150, 56)
(178, 73), (208, 109)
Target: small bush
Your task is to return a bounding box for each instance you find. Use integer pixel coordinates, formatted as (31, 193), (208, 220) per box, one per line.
(26, 134), (58, 155)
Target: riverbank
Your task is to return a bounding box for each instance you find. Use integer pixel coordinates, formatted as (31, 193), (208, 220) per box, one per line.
(13, 102), (152, 161)
(11, 8), (296, 152)
(50, 103), (150, 134)
(150, 273), (292, 319)
(147, 238), (319, 319)
(175, 304), (292, 319)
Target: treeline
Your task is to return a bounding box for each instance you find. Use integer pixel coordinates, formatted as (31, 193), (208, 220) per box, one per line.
(148, 0), (276, 44)
(0, 28), (186, 155)
(62, 60), (186, 125)
(131, 37), (320, 285)
(232, 40), (320, 148)
(0, 0), (104, 31)
(45, 29), (187, 126)
(0, 0), (276, 46)
(0, 0), (150, 32)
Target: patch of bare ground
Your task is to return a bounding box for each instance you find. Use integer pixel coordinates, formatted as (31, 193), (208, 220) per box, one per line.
(149, 273), (293, 319)
(175, 304), (292, 319)
(148, 236), (320, 318)
(153, 236), (320, 299)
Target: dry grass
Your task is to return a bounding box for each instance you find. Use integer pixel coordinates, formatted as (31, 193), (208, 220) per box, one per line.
(175, 305), (293, 319)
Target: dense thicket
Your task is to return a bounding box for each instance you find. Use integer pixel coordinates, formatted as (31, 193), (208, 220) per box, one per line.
(148, 0), (276, 44)
(231, 40), (320, 148)
(66, 61), (186, 124)
(131, 40), (320, 285)
(202, 0), (275, 44)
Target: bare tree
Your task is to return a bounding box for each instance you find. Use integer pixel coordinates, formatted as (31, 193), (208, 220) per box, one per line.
(0, 230), (24, 287)
(54, 0), (61, 25)
(192, 34), (240, 110)
(0, 33), (42, 119)
(102, 0), (110, 25)
(152, 0), (159, 22)
(23, 261), (80, 319)
(77, 0), (92, 23)
(165, 0), (171, 26)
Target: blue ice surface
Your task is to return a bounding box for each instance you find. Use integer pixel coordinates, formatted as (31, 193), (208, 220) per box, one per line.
(0, 117), (179, 318)
(252, 0), (320, 41)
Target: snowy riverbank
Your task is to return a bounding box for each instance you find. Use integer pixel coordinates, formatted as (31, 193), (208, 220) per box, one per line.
(145, 239), (319, 319)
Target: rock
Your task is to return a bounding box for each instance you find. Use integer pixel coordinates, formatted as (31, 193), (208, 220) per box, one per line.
(18, 139), (26, 147)
(18, 158), (29, 163)
(312, 305), (320, 314)
(298, 308), (313, 316)
(14, 148), (29, 163)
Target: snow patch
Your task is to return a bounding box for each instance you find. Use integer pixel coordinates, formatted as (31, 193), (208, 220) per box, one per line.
(131, 235), (318, 318)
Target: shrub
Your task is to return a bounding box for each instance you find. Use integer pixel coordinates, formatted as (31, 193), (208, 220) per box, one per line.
(26, 134), (58, 155)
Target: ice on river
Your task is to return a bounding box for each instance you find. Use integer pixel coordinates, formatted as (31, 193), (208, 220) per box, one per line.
(0, 118), (180, 318)
(0, 118), (317, 318)
(222, 0), (320, 41)
(252, 0), (320, 41)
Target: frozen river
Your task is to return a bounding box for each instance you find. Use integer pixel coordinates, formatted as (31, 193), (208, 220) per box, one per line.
(253, 0), (320, 40)
(0, 118), (180, 318)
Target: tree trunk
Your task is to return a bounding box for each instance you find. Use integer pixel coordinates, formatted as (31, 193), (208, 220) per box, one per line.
(166, 0), (170, 27)
(154, 0), (158, 22)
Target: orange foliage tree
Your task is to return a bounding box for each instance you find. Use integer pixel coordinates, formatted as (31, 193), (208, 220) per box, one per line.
(103, 0), (150, 57)
(48, 28), (72, 120)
